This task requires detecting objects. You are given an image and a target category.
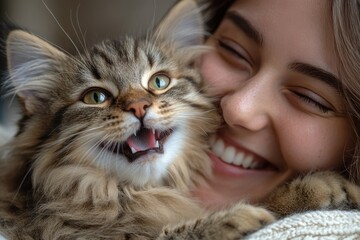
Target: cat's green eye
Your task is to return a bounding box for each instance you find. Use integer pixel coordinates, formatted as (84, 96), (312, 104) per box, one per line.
(83, 90), (109, 105)
(148, 74), (171, 91)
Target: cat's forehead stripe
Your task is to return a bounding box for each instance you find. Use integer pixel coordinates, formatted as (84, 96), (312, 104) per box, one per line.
(114, 40), (130, 61)
(146, 53), (154, 68)
(90, 64), (101, 80)
(92, 46), (114, 66)
(132, 38), (139, 61)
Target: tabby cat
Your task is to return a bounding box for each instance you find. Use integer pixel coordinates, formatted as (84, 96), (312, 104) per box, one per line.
(1, 1), (360, 239)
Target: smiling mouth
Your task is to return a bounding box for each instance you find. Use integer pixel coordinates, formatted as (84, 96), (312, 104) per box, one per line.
(100, 128), (173, 162)
(210, 135), (272, 170)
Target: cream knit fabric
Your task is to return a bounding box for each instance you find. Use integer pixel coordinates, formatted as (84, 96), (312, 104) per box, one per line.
(246, 210), (360, 240)
(0, 211), (359, 239)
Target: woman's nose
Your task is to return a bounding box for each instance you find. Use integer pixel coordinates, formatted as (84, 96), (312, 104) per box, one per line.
(220, 79), (274, 132)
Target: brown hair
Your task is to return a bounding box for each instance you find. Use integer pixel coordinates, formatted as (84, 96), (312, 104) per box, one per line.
(197, 0), (234, 33)
(332, 0), (360, 184)
(200, 0), (360, 184)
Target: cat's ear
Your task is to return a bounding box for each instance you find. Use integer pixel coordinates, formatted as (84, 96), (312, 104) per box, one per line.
(154, 0), (205, 49)
(6, 30), (67, 115)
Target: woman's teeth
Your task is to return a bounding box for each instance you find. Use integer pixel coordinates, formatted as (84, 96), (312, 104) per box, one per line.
(210, 136), (265, 169)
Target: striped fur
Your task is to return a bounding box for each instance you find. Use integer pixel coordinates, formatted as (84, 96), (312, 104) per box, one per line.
(2, 1), (360, 239)
(0, 1), (221, 238)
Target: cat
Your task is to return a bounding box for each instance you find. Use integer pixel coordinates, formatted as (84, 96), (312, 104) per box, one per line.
(1, 0), (360, 239)
(0, 0), (218, 238)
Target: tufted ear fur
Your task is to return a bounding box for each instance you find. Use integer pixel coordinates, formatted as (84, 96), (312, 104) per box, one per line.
(154, 0), (205, 50)
(6, 30), (67, 115)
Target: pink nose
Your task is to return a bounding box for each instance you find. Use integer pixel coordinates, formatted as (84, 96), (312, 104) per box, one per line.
(126, 99), (151, 119)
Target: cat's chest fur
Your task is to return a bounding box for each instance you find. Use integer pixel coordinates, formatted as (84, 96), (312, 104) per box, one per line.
(0, 0), (219, 238)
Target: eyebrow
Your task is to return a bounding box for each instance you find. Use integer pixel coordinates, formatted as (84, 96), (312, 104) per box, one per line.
(225, 11), (263, 46)
(224, 11), (341, 93)
(289, 62), (342, 92)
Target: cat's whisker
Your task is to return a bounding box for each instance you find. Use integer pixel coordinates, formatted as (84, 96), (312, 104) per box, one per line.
(41, 1), (82, 58)
(74, 132), (110, 166)
(150, 0), (158, 36)
(80, 138), (110, 169)
(12, 162), (36, 203)
(65, 123), (102, 133)
(54, 125), (104, 145)
(46, 130), (86, 150)
(90, 138), (106, 159)
(41, 1), (90, 71)
(63, 132), (102, 160)
(116, 141), (121, 156)
(96, 134), (117, 167)
(1, 78), (17, 106)
(1, 0), (225, 236)
(70, 5), (87, 53)
(48, 129), (106, 164)
(75, 4), (88, 51)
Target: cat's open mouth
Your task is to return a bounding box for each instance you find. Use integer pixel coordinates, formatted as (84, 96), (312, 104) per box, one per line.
(100, 128), (173, 162)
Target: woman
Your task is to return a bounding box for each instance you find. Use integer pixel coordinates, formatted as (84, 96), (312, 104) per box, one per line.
(193, 0), (360, 238)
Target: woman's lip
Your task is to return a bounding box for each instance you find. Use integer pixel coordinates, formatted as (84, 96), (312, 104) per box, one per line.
(208, 151), (275, 179)
(218, 131), (267, 162)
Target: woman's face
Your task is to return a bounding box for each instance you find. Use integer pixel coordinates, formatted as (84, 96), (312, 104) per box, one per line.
(195, 0), (354, 209)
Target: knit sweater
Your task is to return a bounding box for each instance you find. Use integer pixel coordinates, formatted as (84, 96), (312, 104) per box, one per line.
(0, 210), (359, 239)
(246, 210), (360, 240)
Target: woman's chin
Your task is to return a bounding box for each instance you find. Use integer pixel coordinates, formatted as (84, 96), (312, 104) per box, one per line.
(191, 152), (295, 210)
(191, 180), (243, 210)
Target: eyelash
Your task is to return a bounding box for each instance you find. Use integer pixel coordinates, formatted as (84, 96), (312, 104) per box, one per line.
(218, 39), (248, 62)
(292, 90), (333, 113)
(217, 38), (335, 114)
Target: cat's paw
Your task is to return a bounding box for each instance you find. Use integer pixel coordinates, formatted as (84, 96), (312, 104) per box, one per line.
(266, 171), (360, 216)
(157, 203), (275, 240)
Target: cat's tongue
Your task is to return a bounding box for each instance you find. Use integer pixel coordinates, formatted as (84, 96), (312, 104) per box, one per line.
(126, 128), (156, 152)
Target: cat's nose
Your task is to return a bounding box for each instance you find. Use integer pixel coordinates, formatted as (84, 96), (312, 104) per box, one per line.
(125, 99), (151, 119)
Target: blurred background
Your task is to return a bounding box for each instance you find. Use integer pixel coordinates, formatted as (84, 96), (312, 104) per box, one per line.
(0, 0), (176, 141)
(2, 0), (177, 52)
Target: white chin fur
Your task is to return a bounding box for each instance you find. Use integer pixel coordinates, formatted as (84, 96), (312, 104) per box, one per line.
(91, 129), (186, 187)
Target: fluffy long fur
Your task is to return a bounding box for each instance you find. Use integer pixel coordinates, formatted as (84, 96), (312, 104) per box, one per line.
(2, 1), (360, 239)
(0, 1), (219, 238)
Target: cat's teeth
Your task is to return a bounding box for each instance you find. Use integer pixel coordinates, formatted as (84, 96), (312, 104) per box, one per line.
(134, 132), (137, 137)
(155, 140), (159, 148)
(152, 129), (156, 135)
(131, 147), (137, 154)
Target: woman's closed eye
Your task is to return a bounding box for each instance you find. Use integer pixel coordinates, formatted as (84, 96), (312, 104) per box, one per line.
(218, 39), (246, 61)
(287, 87), (335, 114)
(216, 38), (253, 70)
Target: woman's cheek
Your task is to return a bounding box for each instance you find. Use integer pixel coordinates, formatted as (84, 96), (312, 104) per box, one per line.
(280, 119), (348, 172)
(200, 53), (223, 89)
(200, 52), (240, 95)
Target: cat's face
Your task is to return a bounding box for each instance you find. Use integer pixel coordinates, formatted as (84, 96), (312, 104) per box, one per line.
(54, 37), (216, 185)
(6, 1), (219, 186)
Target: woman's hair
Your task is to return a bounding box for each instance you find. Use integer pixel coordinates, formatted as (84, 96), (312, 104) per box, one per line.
(200, 0), (360, 184)
(332, 0), (360, 184)
(197, 0), (234, 33)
